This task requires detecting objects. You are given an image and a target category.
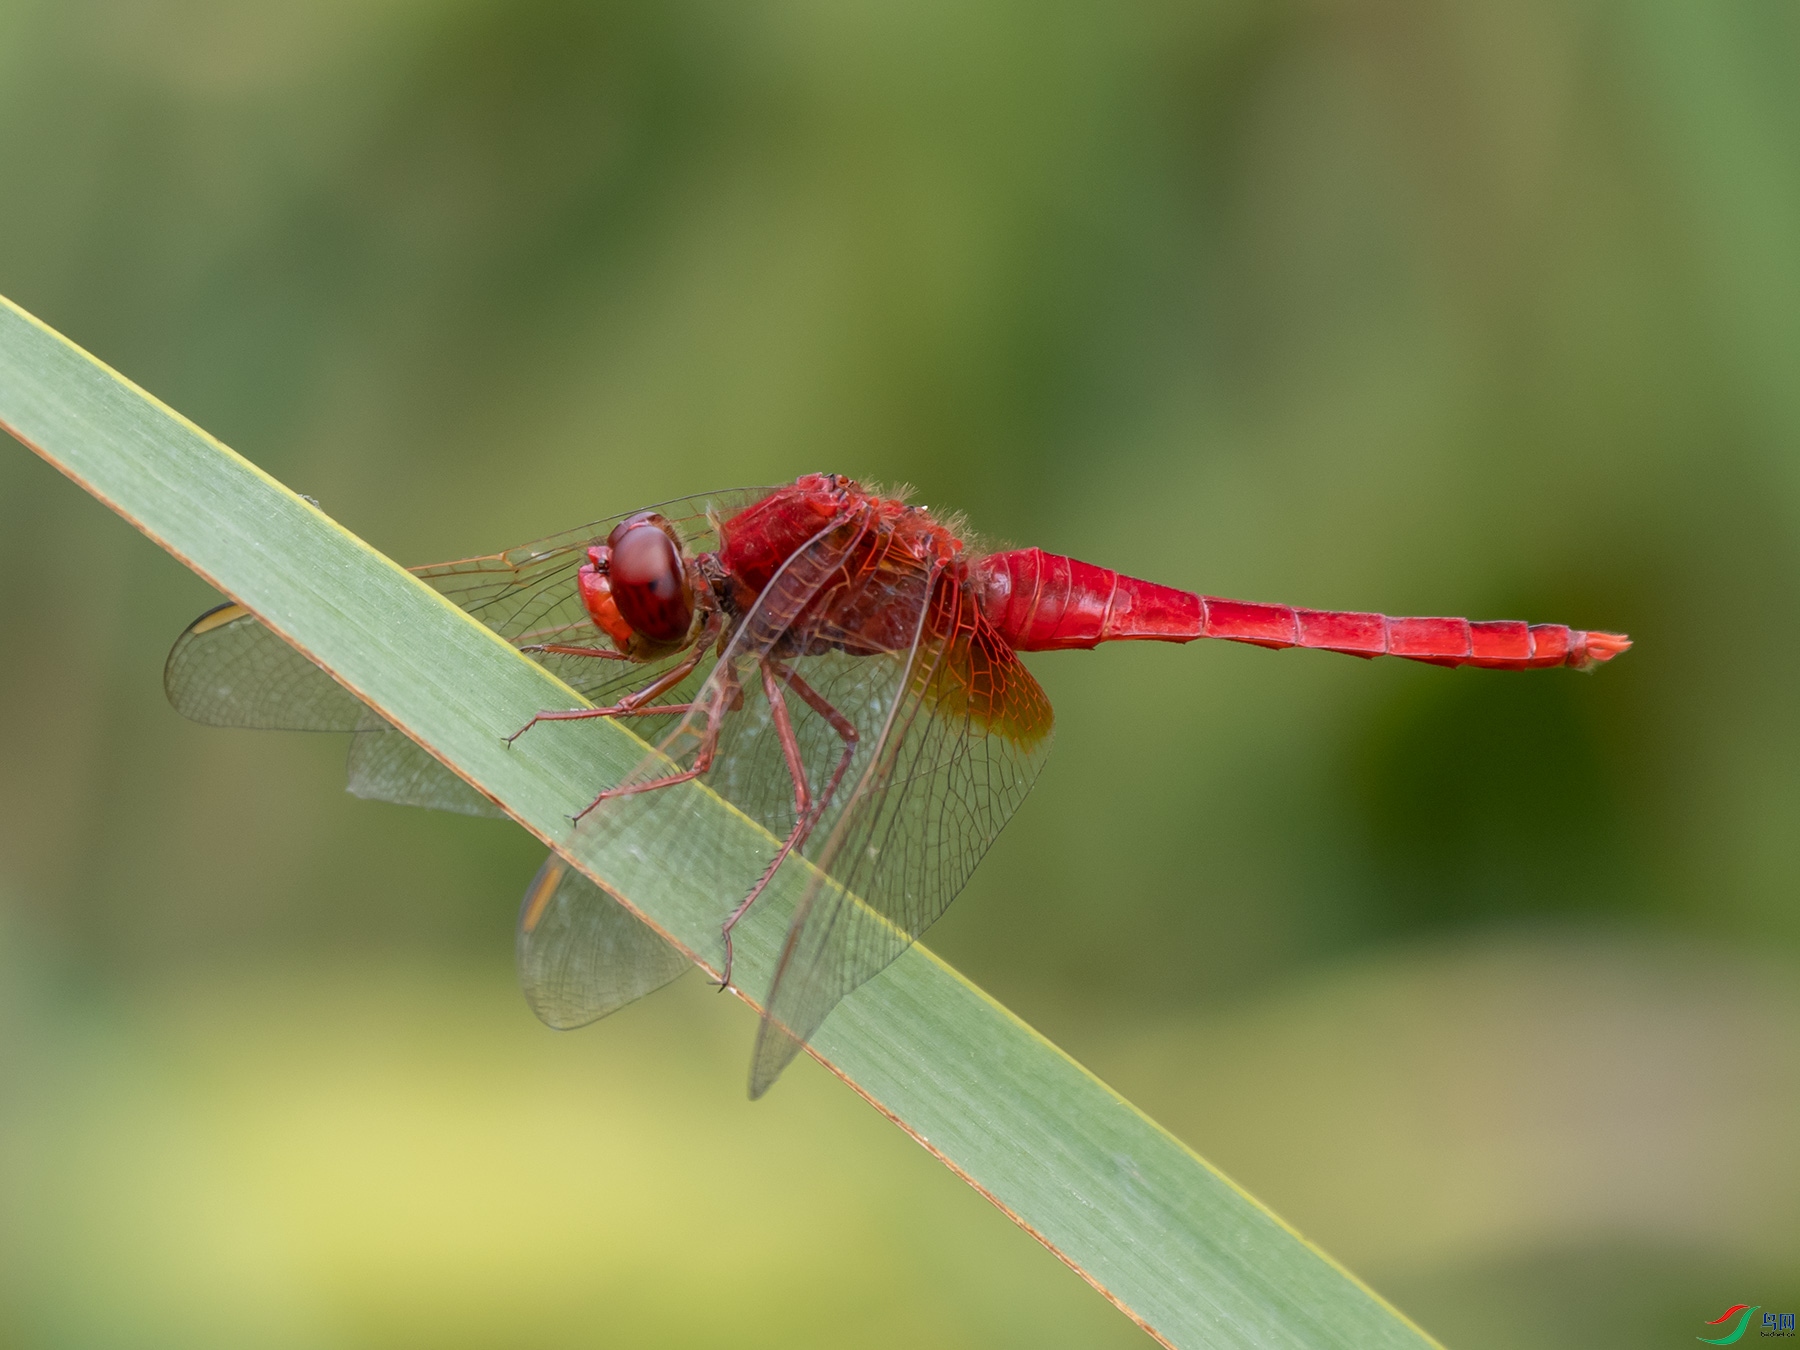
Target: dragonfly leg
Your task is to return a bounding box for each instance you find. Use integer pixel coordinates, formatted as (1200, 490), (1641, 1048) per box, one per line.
(570, 656), (740, 822)
(505, 618), (716, 744)
(519, 643), (632, 660)
(764, 661), (814, 822)
(769, 660), (859, 826)
(715, 660), (859, 990)
(513, 702), (697, 732)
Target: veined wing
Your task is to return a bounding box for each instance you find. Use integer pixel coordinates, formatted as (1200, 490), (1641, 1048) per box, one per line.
(164, 486), (779, 794)
(516, 854), (690, 1028)
(345, 727), (503, 817)
(164, 487), (775, 728)
(165, 601), (371, 731)
(749, 577), (1053, 1097)
(163, 602), (504, 820)
(408, 486), (774, 704)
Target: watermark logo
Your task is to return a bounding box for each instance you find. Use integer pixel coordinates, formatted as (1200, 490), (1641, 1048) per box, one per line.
(1700, 1306), (1759, 1345)
(1698, 1306), (1797, 1344)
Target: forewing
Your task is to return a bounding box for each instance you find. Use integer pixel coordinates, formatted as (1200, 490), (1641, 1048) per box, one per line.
(409, 486), (773, 704)
(749, 583), (1053, 1096)
(165, 486), (778, 801)
(516, 853), (689, 1028)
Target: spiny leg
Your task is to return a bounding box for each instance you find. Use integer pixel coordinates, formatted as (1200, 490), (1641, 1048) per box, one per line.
(765, 661), (814, 822)
(505, 617), (717, 744)
(715, 660), (859, 990)
(520, 643), (632, 660)
(570, 656), (740, 823)
(771, 660), (859, 828)
(515, 702), (696, 730)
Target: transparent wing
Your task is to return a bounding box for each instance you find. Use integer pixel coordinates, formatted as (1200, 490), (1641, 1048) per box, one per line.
(748, 579), (1054, 1096)
(408, 486), (773, 706)
(516, 854), (689, 1029)
(163, 485), (780, 789)
(345, 727), (505, 818)
(164, 487), (775, 722)
(165, 603), (369, 730)
(162, 603), (537, 816)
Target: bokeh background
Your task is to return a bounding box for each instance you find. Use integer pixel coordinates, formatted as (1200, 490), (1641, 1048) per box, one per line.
(3, 2), (1798, 1347)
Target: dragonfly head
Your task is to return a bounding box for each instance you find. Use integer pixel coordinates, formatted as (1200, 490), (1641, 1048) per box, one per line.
(577, 513), (698, 656)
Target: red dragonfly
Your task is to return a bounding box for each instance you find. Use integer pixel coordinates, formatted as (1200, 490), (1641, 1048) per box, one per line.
(166, 473), (1629, 1095)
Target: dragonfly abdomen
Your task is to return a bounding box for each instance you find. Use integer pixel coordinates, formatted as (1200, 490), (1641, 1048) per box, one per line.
(1193, 603), (1631, 670)
(973, 546), (1630, 669)
(974, 547), (1198, 651)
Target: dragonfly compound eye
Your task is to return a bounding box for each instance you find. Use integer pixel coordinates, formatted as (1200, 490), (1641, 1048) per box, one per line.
(605, 517), (694, 645)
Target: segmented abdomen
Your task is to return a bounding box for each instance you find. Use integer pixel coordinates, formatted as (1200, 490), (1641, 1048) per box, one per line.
(972, 547), (1629, 671)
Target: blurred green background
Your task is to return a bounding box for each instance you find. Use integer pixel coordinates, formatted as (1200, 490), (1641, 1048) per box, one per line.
(3, 1), (1798, 1346)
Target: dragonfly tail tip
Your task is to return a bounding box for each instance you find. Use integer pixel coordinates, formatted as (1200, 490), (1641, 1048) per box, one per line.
(1574, 630), (1632, 670)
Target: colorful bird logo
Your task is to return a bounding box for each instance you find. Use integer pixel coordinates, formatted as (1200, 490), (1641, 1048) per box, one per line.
(1698, 1305), (1761, 1345)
